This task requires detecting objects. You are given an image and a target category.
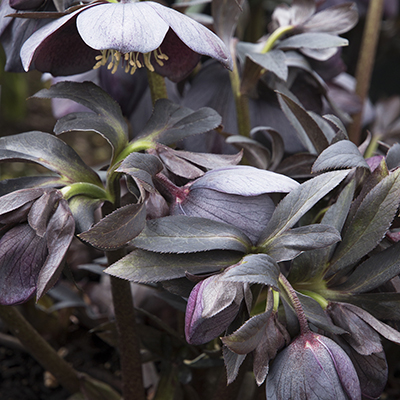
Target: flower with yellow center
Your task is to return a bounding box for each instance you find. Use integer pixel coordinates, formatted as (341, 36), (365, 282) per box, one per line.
(20, 0), (233, 82)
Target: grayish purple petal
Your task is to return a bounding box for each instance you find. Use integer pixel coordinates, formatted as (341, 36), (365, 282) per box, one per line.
(76, 2), (169, 54)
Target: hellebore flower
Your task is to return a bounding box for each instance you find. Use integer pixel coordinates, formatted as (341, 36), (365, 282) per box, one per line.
(270, 0), (358, 60)
(0, 0), (58, 72)
(20, 0), (232, 81)
(266, 331), (362, 400)
(170, 165), (299, 244)
(0, 188), (75, 305)
(185, 270), (252, 345)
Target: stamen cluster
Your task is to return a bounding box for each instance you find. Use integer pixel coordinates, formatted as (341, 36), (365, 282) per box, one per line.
(94, 48), (169, 74)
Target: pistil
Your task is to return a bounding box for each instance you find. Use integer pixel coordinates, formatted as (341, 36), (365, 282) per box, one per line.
(93, 48), (169, 75)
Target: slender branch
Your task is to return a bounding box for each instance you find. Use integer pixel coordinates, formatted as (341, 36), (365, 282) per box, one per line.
(109, 274), (145, 400)
(0, 305), (81, 394)
(102, 196), (145, 400)
(348, 0), (385, 144)
(146, 69), (168, 105)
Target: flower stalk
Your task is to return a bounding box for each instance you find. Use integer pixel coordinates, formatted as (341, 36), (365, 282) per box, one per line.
(279, 273), (309, 334)
(0, 304), (81, 394)
(147, 69), (168, 105)
(348, 0), (385, 144)
(102, 195), (145, 400)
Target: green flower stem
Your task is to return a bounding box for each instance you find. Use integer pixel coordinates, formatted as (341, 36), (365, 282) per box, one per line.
(229, 42), (251, 138)
(0, 305), (81, 394)
(102, 200), (145, 400)
(146, 69), (168, 105)
(112, 139), (154, 167)
(348, 0), (385, 144)
(61, 182), (112, 202)
(298, 290), (329, 309)
(279, 273), (309, 335)
(273, 290), (280, 312)
(261, 25), (294, 54)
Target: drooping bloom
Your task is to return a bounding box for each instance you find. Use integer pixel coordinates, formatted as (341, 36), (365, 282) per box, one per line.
(0, 188), (75, 305)
(185, 272), (252, 345)
(266, 331), (362, 400)
(20, 0), (232, 81)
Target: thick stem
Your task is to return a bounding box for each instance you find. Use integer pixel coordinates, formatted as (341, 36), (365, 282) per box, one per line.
(109, 274), (145, 400)
(229, 40), (251, 138)
(102, 197), (145, 400)
(348, 0), (385, 144)
(0, 305), (81, 394)
(146, 69), (168, 105)
(279, 274), (309, 335)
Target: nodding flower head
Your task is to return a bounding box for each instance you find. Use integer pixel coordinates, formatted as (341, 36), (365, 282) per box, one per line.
(20, 0), (233, 82)
(266, 331), (362, 400)
(0, 188), (75, 305)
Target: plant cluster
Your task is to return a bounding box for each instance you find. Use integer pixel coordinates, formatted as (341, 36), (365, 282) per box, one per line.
(1, 0), (400, 399)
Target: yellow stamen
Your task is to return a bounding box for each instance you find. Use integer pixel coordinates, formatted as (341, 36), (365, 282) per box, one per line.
(93, 48), (169, 75)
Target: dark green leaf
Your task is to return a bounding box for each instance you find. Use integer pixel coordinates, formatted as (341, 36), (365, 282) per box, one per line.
(258, 170), (350, 247)
(226, 135), (271, 169)
(221, 254), (280, 288)
(0, 131), (101, 185)
(34, 81), (128, 161)
(116, 152), (163, 196)
(277, 92), (329, 154)
(247, 50), (288, 81)
(222, 291), (274, 354)
(104, 249), (243, 283)
(212, 0), (244, 46)
(157, 145), (242, 171)
(288, 179), (356, 283)
(54, 112), (125, 163)
(334, 241), (400, 294)
(250, 127), (285, 171)
(0, 176), (64, 197)
(329, 293), (400, 321)
(132, 216), (252, 254)
(328, 168), (400, 275)
(342, 303), (400, 344)
(68, 195), (102, 234)
(277, 33), (348, 51)
(135, 99), (222, 145)
(222, 309), (273, 354)
(79, 373), (121, 400)
(79, 203), (146, 250)
(296, 291), (346, 334)
(263, 224), (341, 262)
(223, 345), (247, 385)
(312, 140), (370, 172)
(386, 143), (400, 170)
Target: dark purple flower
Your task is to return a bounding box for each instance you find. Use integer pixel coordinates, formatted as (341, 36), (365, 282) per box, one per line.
(270, 0), (358, 60)
(0, 0), (56, 72)
(171, 166), (299, 244)
(20, 0), (232, 81)
(266, 331), (362, 400)
(185, 271), (252, 345)
(0, 188), (75, 305)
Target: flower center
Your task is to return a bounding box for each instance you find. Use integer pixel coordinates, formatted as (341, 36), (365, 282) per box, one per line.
(93, 48), (169, 74)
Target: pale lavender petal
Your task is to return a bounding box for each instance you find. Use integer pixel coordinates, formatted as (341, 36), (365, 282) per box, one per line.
(36, 199), (75, 299)
(76, 2), (169, 54)
(303, 3), (358, 35)
(20, 5), (99, 75)
(190, 166), (299, 196)
(0, 224), (48, 305)
(147, 1), (232, 70)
